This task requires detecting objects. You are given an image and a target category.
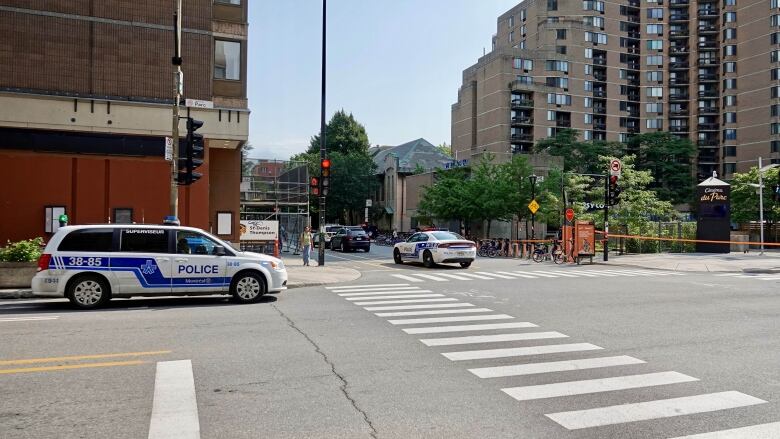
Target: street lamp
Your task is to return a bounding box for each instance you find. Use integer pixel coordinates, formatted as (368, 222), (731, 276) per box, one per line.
(748, 157), (780, 255)
(529, 174), (538, 239)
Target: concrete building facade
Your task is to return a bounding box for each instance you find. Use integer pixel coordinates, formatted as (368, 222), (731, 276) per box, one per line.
(452, 0), (780, 180)
(0, 0), (248, 243)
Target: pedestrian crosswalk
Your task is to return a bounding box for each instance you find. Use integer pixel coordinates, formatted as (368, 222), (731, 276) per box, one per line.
(715, 272), (780, 281)
(324, 282), (774, 437)
(389, 268), (686, 283)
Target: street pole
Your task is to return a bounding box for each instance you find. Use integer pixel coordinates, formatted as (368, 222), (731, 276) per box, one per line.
(531, 183), (535, 239)
(169, 0), (183, 219)
(317, 0), (327, 266)
(603, 172), (609, 262)
(759, 156), (765, 255)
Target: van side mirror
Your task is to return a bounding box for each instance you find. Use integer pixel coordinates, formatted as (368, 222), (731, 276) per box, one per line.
(214, 245), (226, 256)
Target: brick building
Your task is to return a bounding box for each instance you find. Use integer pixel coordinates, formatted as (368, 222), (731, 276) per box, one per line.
(0, 0), (249, 244)
(452, 0), (780, 179)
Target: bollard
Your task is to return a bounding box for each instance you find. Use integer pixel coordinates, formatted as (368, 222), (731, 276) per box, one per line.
(274, 239), (279, 258)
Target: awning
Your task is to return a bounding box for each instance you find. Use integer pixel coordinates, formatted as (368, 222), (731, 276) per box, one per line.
(384, 206), (395, 214)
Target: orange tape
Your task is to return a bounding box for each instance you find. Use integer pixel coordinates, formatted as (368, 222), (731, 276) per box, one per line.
(594, 232), (780, 247)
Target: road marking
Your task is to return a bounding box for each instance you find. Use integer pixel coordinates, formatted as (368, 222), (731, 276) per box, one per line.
(338, 290), (432, 297)
(0, 350), (172, 366)
(411, 273), (450, 281)
(578, 270), (620, 277)
(475, 271), (515, 279)
(345, 294), (444, 301)
(469, 355), (646, 379)
(456, 272), (496, 280)
(325, 252), (392, 269)
(0, 316), (60, 322)
(545, 391), (766, 430)
(715, 273), (742, 277)
(443, 343), (603, 361)
(326, 283), (409, 290)
(353, 298), (459, 305)
(148, 360), (200, 439)
(375, 308), (493, 317)
(403, 322), (539, 334)
(667, 422), (780, 438)
(436, 273), (473, 280)
(0, 360), (145, 375)
(503, 371), (698, 401)
(501, 271), (540, 279)
(364, 303), (476, 311)
(333, 287), (422, 294)
(391, 274), (425, 282)
(420, 331), (568, 347)
(526, 272), (559, 278)
(533, 271), (578, 278)
(597, 270), (639, 277)
(388, 314), (515, 325)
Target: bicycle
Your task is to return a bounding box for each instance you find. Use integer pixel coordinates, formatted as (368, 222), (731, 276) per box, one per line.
(477, 239), (498, 258)
(531, 242), (564, 264)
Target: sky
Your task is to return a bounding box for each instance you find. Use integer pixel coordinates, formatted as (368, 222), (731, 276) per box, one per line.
(248, 0), (519, 160)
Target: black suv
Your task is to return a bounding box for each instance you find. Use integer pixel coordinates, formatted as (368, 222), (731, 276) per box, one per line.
(330, 228), (370, 252)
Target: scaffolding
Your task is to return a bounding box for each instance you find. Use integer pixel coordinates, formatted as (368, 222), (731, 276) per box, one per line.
(240, 160), (310, 254)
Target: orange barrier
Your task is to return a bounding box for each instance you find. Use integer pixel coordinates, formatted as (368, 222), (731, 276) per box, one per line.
(594, 231), (780, 247)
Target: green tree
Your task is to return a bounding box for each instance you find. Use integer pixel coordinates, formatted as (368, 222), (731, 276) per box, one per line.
(307, 110), (371, 155)
(241, 141), (254, 176)
(729, 167), (780, 225)
(418, 167), (474, 230)
(627, 132), (696, 205)
(325, 151), (378, 224)
(533, 129), (624, 174)
(435, 142), (453, 158)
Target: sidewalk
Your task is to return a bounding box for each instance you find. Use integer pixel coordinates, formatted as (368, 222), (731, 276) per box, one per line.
(0, 259), (360, 299)
(600, 252), (780, 273)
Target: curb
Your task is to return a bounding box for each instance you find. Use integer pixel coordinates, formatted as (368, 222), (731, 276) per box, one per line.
(0, 290), (34, 299)
(593, 261), (742, 273)
(742, 268), (780, 274)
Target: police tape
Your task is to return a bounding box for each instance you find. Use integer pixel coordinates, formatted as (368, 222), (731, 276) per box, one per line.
(592, 231), (780, 247)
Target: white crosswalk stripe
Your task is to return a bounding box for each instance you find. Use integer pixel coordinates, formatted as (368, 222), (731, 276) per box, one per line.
(456, 272), (496, 280)
(375, 308), (493, 317)
(345, 294), (443, 301)
(525, 271), (558, 278)
(532, 270), (579, 278)
(442, 343), (603, 361)
(0, 316), (60, 323)
(363, 303), (476, 311)
(390, 274), (425, 282)
(666, 421), (780, 438)
(326, 283), (409, 290)
(411, 273), (449, 282)
(502, 371), (698, 401)
(388, 314), (515, 325)
(339, 290), (432, 297)
(475, 271), (515, 279)
(435, 272), (473, 280)
(333, 286), (423, 294)
(420, 331), (568, 347)
(403, 322), (539, 334)
(496, 271), (539, 278)
(382, 269), (686, 283)
(468, 355), (646, 379)
(353, 298), (459, 305)
(545, 391), (766, 430)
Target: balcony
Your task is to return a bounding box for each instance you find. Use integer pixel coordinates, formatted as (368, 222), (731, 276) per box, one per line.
(669, 93), (690, 101)
(592, 89), (607, 98)
(511, 117), (533, 125)
(625, 14), (640, 23)
(627, 126), (641, 134)
(669, 0), (690, 5)
(510, 99), (534, 109)
(593, 123), (607, 131)
(697, 41), (718, 50)
(593, 73), (607, 81)
(669, 61), (690, 69)
(697, 58), (719, 66)
(698, 122), (719, 131)
(555, 120), (571, 128)
(626, 62), (640, 70)
(698, 139), (719, 147)
(669, 77), (690, 85)
(593, 106), (607, 114)
(670, 29), (690, 38)
(698, 25), (718, 33)
(698, 107), (718, 115)
(627, 31), (641, 39)
(698, 73), (718, 82)
(669, 14), (690, 21)
(627, 94), (640, 101)
(697, 9), (718, 18)
(670, 126), (690, 133)
(670, 110), (689, 116)
(671, 46), (690, 54)
(510, 133), (534, 142)
(698, 154), (719, 164)
(698, 90), (719, 98)
(593, 58), (607, 66)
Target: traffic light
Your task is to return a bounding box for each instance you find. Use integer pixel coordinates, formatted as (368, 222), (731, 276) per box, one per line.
(310, 176), (320, 196)
(608, 175), (621, 206)
(178, 118), (205, 185)
(320, 158), (331, 196)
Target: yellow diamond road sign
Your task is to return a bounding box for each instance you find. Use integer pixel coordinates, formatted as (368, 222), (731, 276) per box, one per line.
(528, 199), (540, 214)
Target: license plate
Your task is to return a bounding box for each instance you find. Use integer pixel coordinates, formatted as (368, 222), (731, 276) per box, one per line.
(457, 251), (466, 256)
(356, 238), (363, 241)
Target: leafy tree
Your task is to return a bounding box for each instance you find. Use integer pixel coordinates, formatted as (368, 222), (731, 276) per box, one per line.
(241, 141), (254, 176)
(418, 168), (474, 230)
(533, 129), (624, 174)
(729, 167), (780, 225)
(627, 132), (696, 205)
(325, 152), (378, 224)
(435, 142), (453, 158)
(413, 163), (426, 174)
(307, 110), (370, 155)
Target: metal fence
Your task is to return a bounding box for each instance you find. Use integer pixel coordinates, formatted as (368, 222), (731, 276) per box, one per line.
(609, 222), (698, 254)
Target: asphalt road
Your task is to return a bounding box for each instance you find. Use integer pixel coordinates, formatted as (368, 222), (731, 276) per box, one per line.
(1, 245), (778, 438)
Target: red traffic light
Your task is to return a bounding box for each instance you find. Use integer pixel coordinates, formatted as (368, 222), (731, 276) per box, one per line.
(609, 175), (618, 184)
(321, 158), (331, 169)
(310, 177), (319, 186)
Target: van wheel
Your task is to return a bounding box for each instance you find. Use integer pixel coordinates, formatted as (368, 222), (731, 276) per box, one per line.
(67, 274), (111, 309)
(231, 272), (266, 303)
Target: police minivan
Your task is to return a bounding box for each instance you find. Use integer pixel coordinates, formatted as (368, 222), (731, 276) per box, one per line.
(32, 224), (287, 309)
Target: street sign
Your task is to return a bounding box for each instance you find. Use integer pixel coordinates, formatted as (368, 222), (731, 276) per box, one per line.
(185, 98), (214, 109)
(164, 137), (173, 161)
(365, 199), (372, 207)
(610, 159), (622, 176)
(528, 199), (540, 214)
(565, 208), (575, 222)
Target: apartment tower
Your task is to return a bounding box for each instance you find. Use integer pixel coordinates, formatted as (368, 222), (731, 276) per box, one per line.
(452, 0), (780, 178)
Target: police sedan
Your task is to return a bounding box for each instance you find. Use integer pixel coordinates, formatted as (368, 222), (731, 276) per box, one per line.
(31, 224), (287, 309)
(393, 231), (476, 268)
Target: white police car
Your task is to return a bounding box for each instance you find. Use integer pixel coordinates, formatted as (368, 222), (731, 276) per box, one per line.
(31, 224), (287, 309)
(393, 231), (477, 268)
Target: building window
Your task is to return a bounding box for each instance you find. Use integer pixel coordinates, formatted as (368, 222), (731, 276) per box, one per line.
(724, 28), (737, 40)
(546, 77), (568, 88)
(647, 87), (663, 97)
(723, 95), (737, 106)
(547, 93), (571, 105)
(556, 29), (567, 39)
(556, 45), (567, 54)
(113, 208), (133, 224)
(723, 45), (737, 57)
(647, 8), (663, 19)
(516, 75), (533, 84)
(513, 58), (533, 70)
(772, 15), (780, 27)
(723, 78), (737, 89)
(214, 40), (241, 80)
(584, 97), (593, 107)
(545, 60), (569, 72)
(585, 48), (593, 59)
(646, 55), (663, 65)
(646, 103), (663, 113)
(726, 145), (737, 157)
(724, 163), (736, 175)
(583, 130), (593, 140)
(647, 40), (663, 51)
(520, 9), (527, 20)
(647, 119), (663, 129)
(583, 1), (604, 12)
(771, 104), (780, 117)
(723, 62), (737, 73)
(724, 12), (736, 22)
(772, 50), (780, 62)
(646, 24), (664, 35)
(584, 113), (593, 124)
(548, 0), (558, 10)
(724, 128), (738, 139)
(647, 71), (663, 81)
(215, 0), (241, 4)
(724, 0), (736, 5)
(772, 32), (780, 45)
(521, 25), (526, 35)
(583, 16), (604, 28)
(723, 112), (737, 123)
(508, 15), (514, 27)
(585, 31), (607, 44)
(772, 140), (780, 152)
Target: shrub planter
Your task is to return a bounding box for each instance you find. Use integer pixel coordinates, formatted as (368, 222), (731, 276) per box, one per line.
(0, 262), (37, 288)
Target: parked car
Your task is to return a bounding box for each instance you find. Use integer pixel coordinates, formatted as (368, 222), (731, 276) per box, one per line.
(314, 224), (343, 248)
(393, 231), (476, 268)
(330, 228), (371, 252)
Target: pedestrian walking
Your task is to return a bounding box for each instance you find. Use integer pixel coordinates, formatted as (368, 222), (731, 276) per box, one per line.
(300, 226), (313, 266)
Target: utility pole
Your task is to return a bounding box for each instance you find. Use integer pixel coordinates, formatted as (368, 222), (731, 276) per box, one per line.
(317, 0), (327, 266)
(603, 172), (609, 262)
(170, 0), (183, 218)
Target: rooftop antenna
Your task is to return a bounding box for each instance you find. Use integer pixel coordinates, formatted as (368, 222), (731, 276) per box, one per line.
(483, 47), (486, 56)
